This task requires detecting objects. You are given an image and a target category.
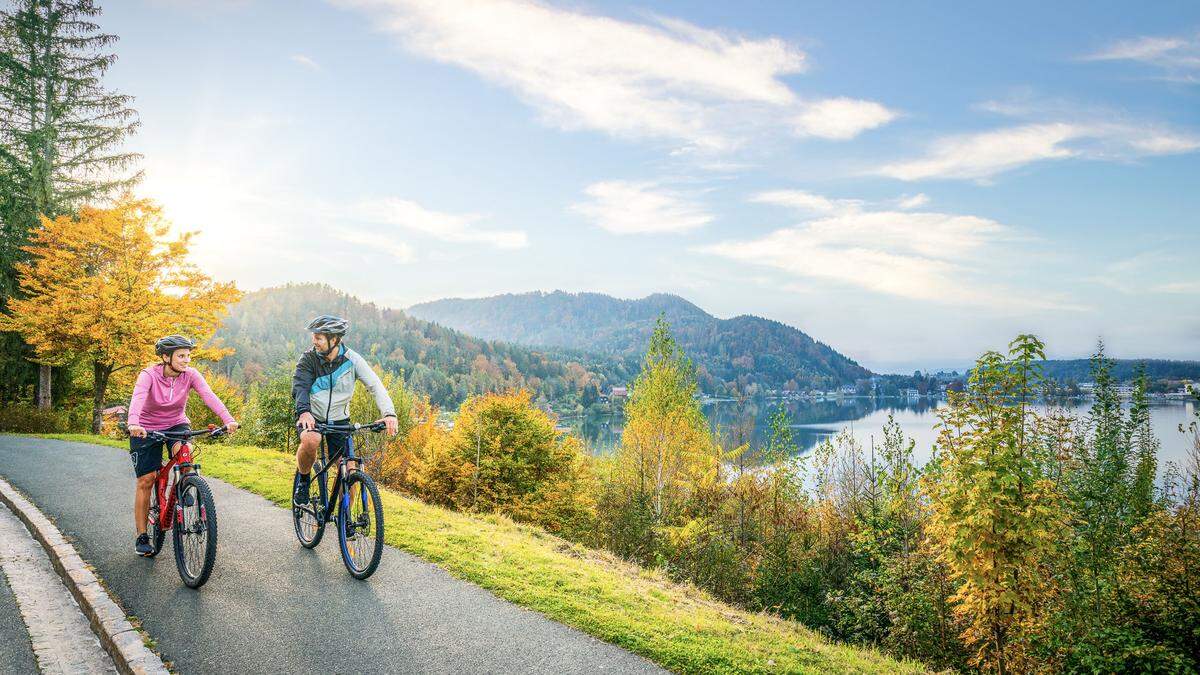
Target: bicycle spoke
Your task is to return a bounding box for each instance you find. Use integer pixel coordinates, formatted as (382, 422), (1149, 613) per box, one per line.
(344, 480), (376, 572)
(180, 485), (206, 577)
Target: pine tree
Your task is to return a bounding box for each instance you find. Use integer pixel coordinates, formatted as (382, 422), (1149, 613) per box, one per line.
(0, 0), (140, 407)
(1061, 341), (1136, 635)
(1127, 365), (1158, 521)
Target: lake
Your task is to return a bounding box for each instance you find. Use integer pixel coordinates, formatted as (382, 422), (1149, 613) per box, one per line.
(570, 397), (1198, 477)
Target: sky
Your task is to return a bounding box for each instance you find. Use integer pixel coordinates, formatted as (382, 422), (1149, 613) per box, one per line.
(99, 0), (1199, 372)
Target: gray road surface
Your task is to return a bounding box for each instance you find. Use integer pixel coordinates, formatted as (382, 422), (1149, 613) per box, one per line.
(0, 435), (664, 674)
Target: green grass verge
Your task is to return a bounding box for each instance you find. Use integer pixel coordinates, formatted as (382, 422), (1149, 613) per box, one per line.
(25, 434), (925, 674)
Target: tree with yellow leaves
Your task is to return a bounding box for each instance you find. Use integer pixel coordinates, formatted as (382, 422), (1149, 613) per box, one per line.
(601, 316), (718, 563)
(923, 335), (1066, 674)
(0, 196), (240, 432)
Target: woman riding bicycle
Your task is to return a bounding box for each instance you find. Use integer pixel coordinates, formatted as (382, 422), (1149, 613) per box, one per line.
(126, 335), (239, 556)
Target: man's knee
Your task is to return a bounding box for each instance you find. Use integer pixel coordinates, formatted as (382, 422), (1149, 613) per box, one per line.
(298, 432), (320, 451)
(136, 473), (156, 489)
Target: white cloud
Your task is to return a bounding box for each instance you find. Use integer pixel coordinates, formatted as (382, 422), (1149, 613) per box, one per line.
(876, 121), (1199, 181)
(750, 190), (861, 215)
(332, 0), (895, 149)
(339, 229), (416, 263)
(698, 194), (1074, 310)
(792, 97), (897, 140)
(1083, 32), (1200, 82)
(877, 123), (1081, 181)
(1153, 281), (1200, 294)
(290, 54), (322, 71)
(355, 198), (528, 249)
(573, 181), (712, 234)
(897, 193), (929, 210)
(1083, 251), (1200, 297)
(1127, 131), (1200, 154)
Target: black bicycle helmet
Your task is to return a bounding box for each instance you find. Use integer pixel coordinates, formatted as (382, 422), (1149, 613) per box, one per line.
(307, 315), (349, 336)
(155, 335), (196, 356)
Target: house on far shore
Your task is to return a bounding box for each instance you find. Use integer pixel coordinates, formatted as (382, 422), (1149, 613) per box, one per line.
(610, 386), (628, 399)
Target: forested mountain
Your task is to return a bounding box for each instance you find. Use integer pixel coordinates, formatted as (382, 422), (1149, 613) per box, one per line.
(1041, 358), (1200, 383)
(211, 284), (636, 409)
(408, 291), (871, 393)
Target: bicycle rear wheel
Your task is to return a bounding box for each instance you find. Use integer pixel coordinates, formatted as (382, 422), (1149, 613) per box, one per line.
(293, 461), (327, 548)
(337, 471), (383, 580)
(173, 474), (217, 589)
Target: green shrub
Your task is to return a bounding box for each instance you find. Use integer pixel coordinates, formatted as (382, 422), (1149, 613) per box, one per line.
(0, 403), (67, 433)
(242, 368), (295, 451)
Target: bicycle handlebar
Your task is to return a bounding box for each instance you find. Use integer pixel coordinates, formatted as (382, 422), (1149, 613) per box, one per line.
(145, 425), (228, 442)
(307, 421), (388, 434)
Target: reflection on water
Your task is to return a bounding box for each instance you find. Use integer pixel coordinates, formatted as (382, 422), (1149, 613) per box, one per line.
(571, 398), (1197, 475)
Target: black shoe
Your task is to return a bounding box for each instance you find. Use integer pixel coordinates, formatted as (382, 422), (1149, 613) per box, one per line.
(135, 533), (153, 556)
(293, 473), (311, 506)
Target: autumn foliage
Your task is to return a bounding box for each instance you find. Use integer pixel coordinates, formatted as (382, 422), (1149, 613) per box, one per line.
(0, 196), (240, 431)
(382, 389), (598, 543)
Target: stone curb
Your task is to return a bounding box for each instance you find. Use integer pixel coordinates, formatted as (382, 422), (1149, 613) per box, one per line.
(0, 474), (169, 675)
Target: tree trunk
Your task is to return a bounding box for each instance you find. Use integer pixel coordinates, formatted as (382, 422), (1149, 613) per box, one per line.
(91, 361), (112, 434)
(36, 364), (51, 409)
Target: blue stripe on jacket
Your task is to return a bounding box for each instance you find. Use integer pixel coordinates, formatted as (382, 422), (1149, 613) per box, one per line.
(311, 359), (353, 394)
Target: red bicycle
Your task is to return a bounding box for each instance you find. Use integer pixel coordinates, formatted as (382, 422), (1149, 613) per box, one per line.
(143, 425), (226, 588)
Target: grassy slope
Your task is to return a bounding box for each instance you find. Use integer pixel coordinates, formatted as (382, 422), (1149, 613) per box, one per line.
(29, 434), (924, 675)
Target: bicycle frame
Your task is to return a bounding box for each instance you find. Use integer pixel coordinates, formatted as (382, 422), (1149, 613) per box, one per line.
(302, 433), (362, 525)
(152, 440), (200, 531)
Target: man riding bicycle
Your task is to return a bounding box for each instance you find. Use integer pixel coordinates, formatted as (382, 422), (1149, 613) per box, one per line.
(292, 315), (398, 505)
(127, 335), (239, 556)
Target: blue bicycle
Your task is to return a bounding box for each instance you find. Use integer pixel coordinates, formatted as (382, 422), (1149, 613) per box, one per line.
(290, 421), (386, 579)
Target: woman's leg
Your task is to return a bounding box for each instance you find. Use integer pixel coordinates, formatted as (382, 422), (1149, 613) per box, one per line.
(134, 472), (155, 534)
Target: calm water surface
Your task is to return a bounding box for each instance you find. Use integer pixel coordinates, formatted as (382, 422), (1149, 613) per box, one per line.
(572, 398), (1197, 476)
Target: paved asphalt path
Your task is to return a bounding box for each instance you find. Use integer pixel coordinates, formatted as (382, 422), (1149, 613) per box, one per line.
(0, 551), (38, 673)
(0, 436), (664, 674)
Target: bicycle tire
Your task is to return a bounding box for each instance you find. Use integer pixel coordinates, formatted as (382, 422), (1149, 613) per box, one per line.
(293, 461), (327, 549)
(173, 475), (217, 589)
(337, 470), (384, 580)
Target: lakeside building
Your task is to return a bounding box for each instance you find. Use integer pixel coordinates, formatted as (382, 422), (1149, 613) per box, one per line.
(1166, 381), (1195, 400)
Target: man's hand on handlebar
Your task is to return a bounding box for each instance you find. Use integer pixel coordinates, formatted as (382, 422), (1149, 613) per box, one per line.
(383, 415), (398, 437)
(297, 411), (316, 431)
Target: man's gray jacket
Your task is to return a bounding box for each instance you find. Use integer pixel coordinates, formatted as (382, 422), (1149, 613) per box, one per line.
(292, 344), (396, 422)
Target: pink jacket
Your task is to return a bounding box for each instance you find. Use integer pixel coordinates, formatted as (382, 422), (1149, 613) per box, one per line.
(127, 365), (235, 431)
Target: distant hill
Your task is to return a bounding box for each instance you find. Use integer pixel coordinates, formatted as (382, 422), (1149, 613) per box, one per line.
(407, 291), (871, 393)
(1041, 358), (1200, 383)
(211, 284), (636, 409)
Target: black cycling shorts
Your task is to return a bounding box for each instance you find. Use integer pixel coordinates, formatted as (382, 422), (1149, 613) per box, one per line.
(129, 423), (190, 477)
(300, 418), (353, 459)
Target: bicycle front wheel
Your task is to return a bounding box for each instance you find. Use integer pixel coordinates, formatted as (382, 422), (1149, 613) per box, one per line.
(173, 475), (217, 589)
(337, 471), (383, 579)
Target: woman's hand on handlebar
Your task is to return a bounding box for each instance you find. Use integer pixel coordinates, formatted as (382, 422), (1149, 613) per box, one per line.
(225, 420), (240, 434)
(128, 424), (147, 438)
